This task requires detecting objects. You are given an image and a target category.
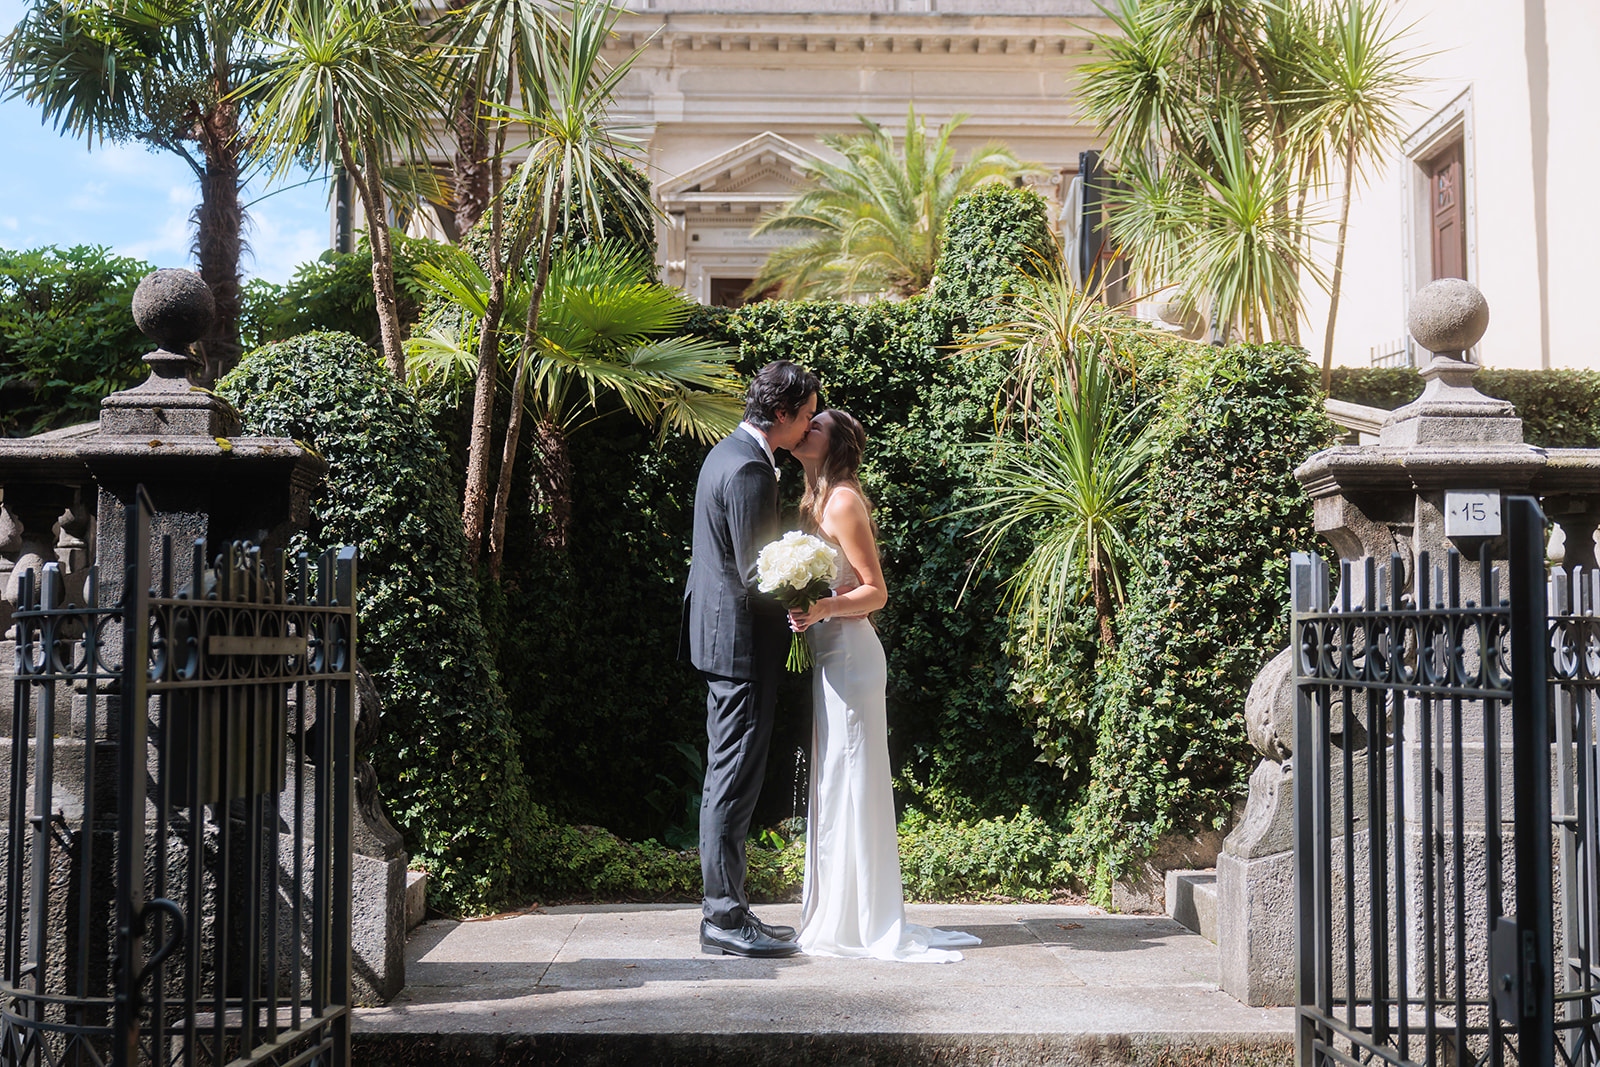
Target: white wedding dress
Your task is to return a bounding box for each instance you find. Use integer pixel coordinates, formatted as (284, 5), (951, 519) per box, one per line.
(798, 546), (980, 964)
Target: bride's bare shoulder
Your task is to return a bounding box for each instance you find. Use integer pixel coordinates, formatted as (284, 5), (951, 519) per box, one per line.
(823, 484), (869, 521)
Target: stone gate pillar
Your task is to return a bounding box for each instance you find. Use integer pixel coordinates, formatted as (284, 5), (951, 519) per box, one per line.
(0, 269), (410, 1005)
(1216, 278), (1600, 1006)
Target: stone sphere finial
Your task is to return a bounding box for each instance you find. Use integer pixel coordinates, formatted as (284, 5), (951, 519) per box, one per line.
(1407, 277), (1489, 358)
(132, 269), (215, 353)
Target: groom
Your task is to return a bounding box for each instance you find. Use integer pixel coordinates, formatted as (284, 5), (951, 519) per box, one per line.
(680, 360), (819, 959)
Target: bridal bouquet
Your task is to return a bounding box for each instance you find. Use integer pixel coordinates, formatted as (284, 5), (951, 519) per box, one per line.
(757, 530), (839, 672)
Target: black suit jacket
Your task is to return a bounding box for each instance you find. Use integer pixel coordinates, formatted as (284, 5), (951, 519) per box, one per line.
(679, 429), (788, 681)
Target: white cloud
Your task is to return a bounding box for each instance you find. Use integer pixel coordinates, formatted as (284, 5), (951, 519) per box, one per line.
(245, 203), (327, 285)
(123, 208), (194, 268)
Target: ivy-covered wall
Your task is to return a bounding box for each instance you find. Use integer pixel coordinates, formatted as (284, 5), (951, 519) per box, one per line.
(492, 187), (1335, 905)
(1071, 345), (1336, 897)
(215, 186), (1335, 910)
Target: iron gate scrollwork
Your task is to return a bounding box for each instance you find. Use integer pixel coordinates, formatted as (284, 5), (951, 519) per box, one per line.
(2, 487), (356, 1067)
(1292, 494), (1600, 1067)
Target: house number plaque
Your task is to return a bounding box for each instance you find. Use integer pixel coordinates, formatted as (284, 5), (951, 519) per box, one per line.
(1444, 490), (1503, 539)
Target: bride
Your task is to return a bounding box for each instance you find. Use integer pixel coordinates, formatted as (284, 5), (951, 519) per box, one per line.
(787, 408), (980, 964)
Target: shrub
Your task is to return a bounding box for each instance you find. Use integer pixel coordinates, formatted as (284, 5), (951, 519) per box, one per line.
(0, 245), (153, 437)
(934, 183), (1060, 325)
(898, 807), (1076, 902)
(218, 332), (538, 912)
(241, 234), (445, 352)
(529, 815), (803, 903)
(1069, 343), (1337, 902)
(1330, 366), (1600, 449)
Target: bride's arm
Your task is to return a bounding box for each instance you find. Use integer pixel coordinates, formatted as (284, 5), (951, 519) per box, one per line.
(790, 489), (885, 630)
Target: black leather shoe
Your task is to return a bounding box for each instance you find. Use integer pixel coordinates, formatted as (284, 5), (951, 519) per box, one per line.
(701, 919), (801, 958)
(747, 912), (797, 942)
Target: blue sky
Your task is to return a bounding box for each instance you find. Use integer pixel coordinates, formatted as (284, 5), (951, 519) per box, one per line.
(0, 0), (333, 284)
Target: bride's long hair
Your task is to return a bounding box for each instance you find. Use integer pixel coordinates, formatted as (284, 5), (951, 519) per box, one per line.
(800, 408), (875, 534)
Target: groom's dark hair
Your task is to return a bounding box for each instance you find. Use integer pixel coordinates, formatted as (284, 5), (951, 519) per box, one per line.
(744, 361), (820, 429)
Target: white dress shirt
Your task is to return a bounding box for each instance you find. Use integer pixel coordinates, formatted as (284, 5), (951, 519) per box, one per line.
(739, 420), (780, 478)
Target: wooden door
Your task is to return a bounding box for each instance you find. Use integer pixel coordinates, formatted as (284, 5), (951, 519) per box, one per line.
(1429, 143), (1467, 281)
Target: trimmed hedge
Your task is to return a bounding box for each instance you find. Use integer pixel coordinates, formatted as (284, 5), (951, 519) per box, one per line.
(218, 332), (537, 912)
(1071, 344), (1337, 900)
(934, 184), (1060, 323)
(1330, 366), (1600, 448)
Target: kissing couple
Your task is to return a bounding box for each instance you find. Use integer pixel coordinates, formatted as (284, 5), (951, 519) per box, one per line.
(679, 361), (980, 963)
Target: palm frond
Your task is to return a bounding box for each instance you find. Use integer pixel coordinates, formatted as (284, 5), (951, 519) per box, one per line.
(750, 106), (1043, 300)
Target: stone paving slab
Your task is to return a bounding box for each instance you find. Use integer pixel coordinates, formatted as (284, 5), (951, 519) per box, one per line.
(352, 903), (1294, 1066)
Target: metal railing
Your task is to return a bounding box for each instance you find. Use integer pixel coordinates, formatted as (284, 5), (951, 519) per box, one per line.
(1292, 495), (1557, 1066)
(2, 487), (355, 1067)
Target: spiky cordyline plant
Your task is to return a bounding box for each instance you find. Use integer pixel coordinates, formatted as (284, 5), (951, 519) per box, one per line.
(749, 107), (1045, 300)
(1292, 0), (1424, 388)
(961, 255), (1165, 434)
(246, 0), (446, 379)
(1077, 0), (1422, 352)
(959, 349), (1159, 650)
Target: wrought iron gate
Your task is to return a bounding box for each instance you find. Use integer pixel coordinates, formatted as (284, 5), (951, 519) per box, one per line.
(1293, 495), (1600, 1066)
(1, 488), (356, 1067)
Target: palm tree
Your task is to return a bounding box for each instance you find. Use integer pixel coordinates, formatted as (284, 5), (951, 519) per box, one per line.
(245, 0), (445, 378)
(1078, 0), (1422, 352)
(1295, 0), (1423, 390)
(749, 107), (1044, 300)
(406, 239), (743, 567)
(3, 0), (261, 382)
(481, 0), (656, 571)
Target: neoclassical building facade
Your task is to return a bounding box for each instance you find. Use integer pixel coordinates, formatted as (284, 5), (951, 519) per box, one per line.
(599, 0), (1108, 304)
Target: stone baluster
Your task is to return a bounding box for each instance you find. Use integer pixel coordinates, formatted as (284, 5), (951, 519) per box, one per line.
(0, 499), (19, 638)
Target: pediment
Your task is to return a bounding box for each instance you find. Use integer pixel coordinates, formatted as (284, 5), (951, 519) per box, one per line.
(657, 132), (819, 203)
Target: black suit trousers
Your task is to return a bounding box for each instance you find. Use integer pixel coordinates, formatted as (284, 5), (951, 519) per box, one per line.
(699, 668), (778, 928)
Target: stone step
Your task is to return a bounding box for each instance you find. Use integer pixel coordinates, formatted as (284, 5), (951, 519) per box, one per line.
(1166, 869), (1218, 943)
(351, 1031), (1293, 1066)
(404, 870), (428, 931)
(355, 903), (1292, 1066)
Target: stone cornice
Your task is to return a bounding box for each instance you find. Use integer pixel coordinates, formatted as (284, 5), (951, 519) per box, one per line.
(607, 12), (1106, 56)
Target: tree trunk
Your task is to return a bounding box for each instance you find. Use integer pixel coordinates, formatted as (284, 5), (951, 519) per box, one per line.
(452, 87), (490, 235)
(346, 121), (407, 379)
(1091, 553), (1115, 650)
(487, 186), (563, 574)
(462, 128), (510, 567)
(488, 359), (530, 576)
(1321, 133), (1358, 394)
(526, 414), (572, 551)
(192, 39), (242, 385)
